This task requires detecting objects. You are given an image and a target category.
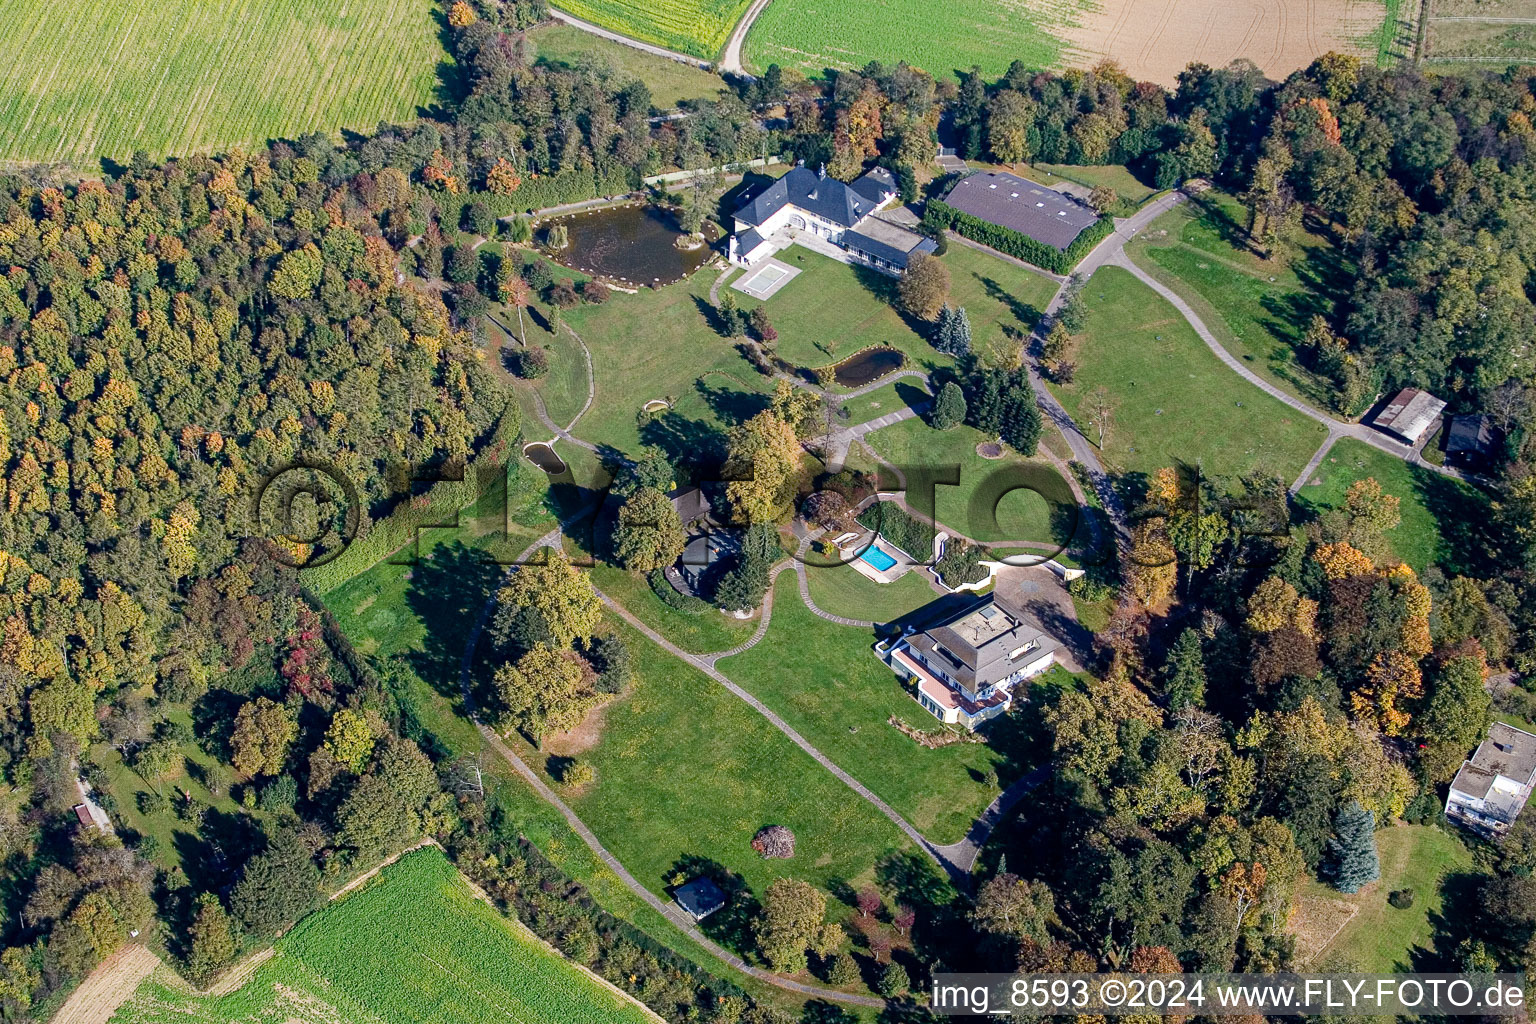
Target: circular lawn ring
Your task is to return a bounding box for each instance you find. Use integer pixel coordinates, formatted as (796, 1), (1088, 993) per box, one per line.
(522, 442), (568, 475)
(642, 399), (672, 413)
(976, 442), (1004, 459)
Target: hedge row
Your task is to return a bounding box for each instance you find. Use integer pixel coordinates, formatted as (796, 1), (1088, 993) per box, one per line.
(926, 197), (1114, 275)
(856, 500), (933, 562)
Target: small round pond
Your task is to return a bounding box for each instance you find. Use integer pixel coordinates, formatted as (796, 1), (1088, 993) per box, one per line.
(523, 442), (568, 475)
(543, 203), (711, 285)
(830, 347), (904, 388)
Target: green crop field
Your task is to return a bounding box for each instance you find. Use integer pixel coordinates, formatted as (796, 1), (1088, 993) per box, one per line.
(553, 0), (754, 59)
(0, 0), (444, 166)
(112, 848), (656, 1024)
(741, 0), (1086, 78)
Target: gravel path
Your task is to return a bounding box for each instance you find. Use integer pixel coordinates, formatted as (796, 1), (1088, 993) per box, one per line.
(719, 0), (773, 74)
(546, 9), (712, 69)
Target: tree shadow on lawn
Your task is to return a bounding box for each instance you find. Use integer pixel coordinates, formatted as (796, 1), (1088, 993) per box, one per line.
(172, 807), (264, 894)
(641, 409), (729, 474)
(403, 541), (507, 709)
(1186, 193), (1265, 257)
(893, 379), (932, 411)
(694, 375), (771, 427)
(1422, 869), (1488, 971)
(667, 854), (761, 955)
(1413, 470), (1496, 576)
(978, 275), (1045, 332)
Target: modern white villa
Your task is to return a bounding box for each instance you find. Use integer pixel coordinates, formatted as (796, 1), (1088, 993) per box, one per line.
(1445, 721), (1536, 836)
(728, 162), (936, 273)
(883, 593), (1061, 730)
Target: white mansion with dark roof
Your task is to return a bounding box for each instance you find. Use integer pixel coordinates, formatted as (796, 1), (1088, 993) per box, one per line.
(729, 162), (936, 273)
(884, 592), (1061, 731)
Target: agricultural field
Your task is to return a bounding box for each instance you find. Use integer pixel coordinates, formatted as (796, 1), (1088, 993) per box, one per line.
(1426, 17), (1536, 63)
(742, 0), (1390, 84)
(0, 0), (444, 166)
(1125, 189), (1343, 411)
(1292, 438), (1492, 574)
(110, 848), (657, 1024)
(551, 0), (755, 58)
(741, 0), (1083, 80)
(1048, 265), (1329, 488)
(529, 22), (727, 109)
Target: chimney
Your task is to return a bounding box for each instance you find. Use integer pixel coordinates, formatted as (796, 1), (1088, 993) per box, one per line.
(818, 163), (826, 179)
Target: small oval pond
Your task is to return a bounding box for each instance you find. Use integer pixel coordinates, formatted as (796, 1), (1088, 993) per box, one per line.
(543, 203), (711, 286)
(831, 347), (905, 388)
(523, 442), (568, 475)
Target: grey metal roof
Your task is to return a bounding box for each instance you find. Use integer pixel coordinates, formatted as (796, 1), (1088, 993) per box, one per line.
(673, 877), (726, 919)
(1372, 388), (1446, 443)
(905, 591), (1062, 690)
(734, 164), (882, 230)
(842, 217), (936, 268)
(944, 171), (1099, 251)
(667, 487), (713, 527)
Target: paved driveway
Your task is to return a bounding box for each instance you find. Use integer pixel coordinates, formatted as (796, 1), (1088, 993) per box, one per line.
(992, 565), (1092, 673)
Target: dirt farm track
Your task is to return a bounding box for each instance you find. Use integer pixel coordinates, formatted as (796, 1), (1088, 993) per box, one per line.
(1064, 0), (1390, 85)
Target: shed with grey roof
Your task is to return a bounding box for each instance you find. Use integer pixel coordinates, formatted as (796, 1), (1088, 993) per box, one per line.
(943, 171), (1099, 251)
(1371, 387), (1447, 445)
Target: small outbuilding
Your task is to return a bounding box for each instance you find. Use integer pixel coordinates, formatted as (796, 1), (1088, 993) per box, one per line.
(673, 877), (727, 921)
(1370, 387), (1446, 445)
(1445, 413), (1497, 469)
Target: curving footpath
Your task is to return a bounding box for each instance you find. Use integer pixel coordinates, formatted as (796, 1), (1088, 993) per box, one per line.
(546, 9), (712, 69)
(459, 535), (884, 1009)
(719, 0), (773, 74)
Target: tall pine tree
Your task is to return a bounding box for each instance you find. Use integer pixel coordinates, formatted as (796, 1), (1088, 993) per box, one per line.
(1326, 801), (1380, 893)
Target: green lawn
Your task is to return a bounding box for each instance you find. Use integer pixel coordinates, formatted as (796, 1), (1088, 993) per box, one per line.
(0, 0), (444, 165)
(1293, 438), (1491, 574)
(529, 22), (727, 109)
(112, 849), (655, 1024)
(717, 591), (1033, 844)
(864, 416), (1080, 548)
(552, 614), (916, 899)
(1049, 265), (1329, 488)
(1025, 163), (1160, 215)
(1300, 825), (1474, 972)
(560, 268), (773, 459)
(1125, 190), (1343, 410)
(841, 379), (930, 427)
(588, 562), (758, 654)
(803, 562), (942, 623)
(741, 0), (1081, 77)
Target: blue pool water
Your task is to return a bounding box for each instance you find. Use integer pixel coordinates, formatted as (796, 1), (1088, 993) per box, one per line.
(860, 545), (897, 572)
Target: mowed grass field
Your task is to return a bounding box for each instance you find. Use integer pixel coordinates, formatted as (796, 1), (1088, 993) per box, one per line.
(1049, 265), (1329, 488)
(0, 0), (444, 165)
(1293, 825), (1473, 971)
(112, 848), (657, 1024)
(741, 0), (1086, 77)
(552, 0), (754, 58)
(1293, 438), (1491, 574)
(529, 22), (726, 109)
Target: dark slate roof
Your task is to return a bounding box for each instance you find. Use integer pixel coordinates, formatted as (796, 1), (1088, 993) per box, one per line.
(944, 171), (1098, 250)
(674, 877), (727, 919)
(668, 487), (713, 526)
(1446, 414), (1494, 455)
(735, 227), (769, 257)
(843, 217), (937, 269)
(904, 591), (1061, 690)
(851, 166), (898, 205)
(734, 165), (880, 230)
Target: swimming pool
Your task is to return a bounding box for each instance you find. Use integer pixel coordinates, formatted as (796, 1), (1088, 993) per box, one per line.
(859, 544), (898, 572)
